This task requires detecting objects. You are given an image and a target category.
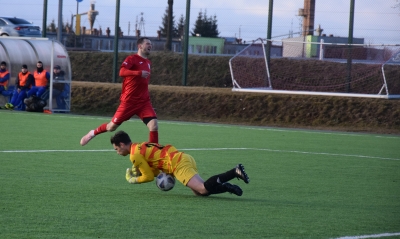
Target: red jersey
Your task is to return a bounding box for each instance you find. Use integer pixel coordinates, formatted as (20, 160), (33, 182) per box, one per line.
(119, 54), (151, 103)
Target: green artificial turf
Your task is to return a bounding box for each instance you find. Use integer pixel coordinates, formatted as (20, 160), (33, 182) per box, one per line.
(0, 111), (399, 239)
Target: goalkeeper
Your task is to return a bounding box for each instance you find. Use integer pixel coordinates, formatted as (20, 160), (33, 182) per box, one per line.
(110, 131), (250, 196)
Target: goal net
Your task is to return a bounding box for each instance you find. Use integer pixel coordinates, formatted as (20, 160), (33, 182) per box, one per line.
(229, 38), (272, 90)
(229, 39), (400, 99)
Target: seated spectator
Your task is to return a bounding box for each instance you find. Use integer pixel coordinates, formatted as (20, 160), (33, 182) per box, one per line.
(40, 65), (69, 109)
(0, 61), (10, 95)
(53, 65), (65, 81)
(27, 61), (49, 99)
(54, 82), (70, 110)
(6, 65), (34, 110)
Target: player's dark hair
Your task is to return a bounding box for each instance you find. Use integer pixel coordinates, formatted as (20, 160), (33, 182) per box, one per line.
(110, 131), (132, 146)
(137, 37), (149, 46)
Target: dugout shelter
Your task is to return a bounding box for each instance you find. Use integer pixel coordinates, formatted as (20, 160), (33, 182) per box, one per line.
(0, 37), (71, 112)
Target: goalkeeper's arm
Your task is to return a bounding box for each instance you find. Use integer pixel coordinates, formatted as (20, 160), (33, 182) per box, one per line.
(125, 168), (140, 184)
(125, 158), (155, 184)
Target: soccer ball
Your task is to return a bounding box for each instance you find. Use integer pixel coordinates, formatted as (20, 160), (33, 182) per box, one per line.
(156, 172), (175, 191)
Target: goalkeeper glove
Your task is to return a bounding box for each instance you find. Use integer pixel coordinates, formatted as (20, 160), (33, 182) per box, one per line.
(131, 166), (142, 177)
(125, 168), (138, 184)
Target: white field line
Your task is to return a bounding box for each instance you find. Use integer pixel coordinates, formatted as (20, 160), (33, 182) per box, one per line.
(334, 232), (400, 239)
(0, 148), (399, 161)
(1, 111), (399, 139)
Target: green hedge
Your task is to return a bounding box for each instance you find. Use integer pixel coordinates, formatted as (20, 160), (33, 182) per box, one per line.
(71, 81), (400, 135)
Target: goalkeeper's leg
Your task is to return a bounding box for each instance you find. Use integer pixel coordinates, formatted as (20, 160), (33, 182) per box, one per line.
(186, 173), (243, 196)
(203, 176), (243, 196)
(204, 164), (250, 185)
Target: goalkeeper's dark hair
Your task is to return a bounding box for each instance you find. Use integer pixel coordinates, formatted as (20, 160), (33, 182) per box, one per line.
(110, 131), (132, 146)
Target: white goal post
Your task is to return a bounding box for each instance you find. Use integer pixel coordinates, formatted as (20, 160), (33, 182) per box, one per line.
(229, 38), (272, 90)
(229, 39), (400, 99)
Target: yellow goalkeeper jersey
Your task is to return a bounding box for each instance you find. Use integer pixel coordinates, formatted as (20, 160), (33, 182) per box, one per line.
(129, 142), (183, 183)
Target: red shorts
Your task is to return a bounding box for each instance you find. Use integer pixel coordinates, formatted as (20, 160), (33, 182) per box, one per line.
(111, 100), (156, 125)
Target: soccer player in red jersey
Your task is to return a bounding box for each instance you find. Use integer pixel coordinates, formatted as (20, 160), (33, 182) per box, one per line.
(80, 37), (159, 146)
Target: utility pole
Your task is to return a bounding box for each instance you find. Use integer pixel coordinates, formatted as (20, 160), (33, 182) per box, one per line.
(266, 0), (274, 70)
(113, 0), (121, 83)
(57, 0), (63, 41)
(42, 0), (48, 37)
(165, 0), (173, 51)
(346, 0), (355, 93)
(182, 0), (191, 86)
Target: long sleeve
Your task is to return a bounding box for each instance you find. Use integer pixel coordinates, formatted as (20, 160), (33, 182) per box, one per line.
(119, 67), (142, 77)
(0, 72), (10, 83)
(15, 76), (21, 89)
(45, 72), (50, 86)
(131, 156), (155, 184)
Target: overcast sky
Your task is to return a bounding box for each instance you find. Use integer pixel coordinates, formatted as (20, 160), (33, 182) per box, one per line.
(1, 0), (399, 45)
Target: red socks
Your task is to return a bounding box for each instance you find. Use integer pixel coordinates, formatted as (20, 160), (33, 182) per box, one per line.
(94, 124), (158, 143)
(149, 131), (158, 143)
(94, 123), (108, 135)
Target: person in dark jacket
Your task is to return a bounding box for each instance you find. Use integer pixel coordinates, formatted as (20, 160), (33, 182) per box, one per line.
(40, 65), (69, 109)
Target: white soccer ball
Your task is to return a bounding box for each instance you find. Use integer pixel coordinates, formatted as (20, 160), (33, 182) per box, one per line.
(156, 172), (175, 191)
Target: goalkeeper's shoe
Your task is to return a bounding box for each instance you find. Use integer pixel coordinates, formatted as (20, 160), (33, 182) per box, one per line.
(5, 103), (14, 110)
(235, 164), (250, 184)
(80, 130), (95, 146)
(223, 183), (243, 196)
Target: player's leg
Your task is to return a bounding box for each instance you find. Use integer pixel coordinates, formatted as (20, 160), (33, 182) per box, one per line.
(139, 102), (158, 143)
(80, 121), (120, 146)
(205, 164), (250, 185)
(201, 164), (249, 196)
(187, 176), (242, 196)
(186, 171), (244, 196)
(175, 154), (243, 196)
(143, 118), (158, 143)
(203, 175), (243, 196)
(186, 174), (209, 195)
(80, 102), (135, 146)
(173, 154), (208, 195)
